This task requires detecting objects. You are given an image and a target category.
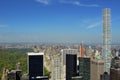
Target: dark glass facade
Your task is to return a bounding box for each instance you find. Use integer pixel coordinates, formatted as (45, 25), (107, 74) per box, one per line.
(66, 54), (77, 80)
(79, 57), (90, 80)
(28, 55), (43, 80)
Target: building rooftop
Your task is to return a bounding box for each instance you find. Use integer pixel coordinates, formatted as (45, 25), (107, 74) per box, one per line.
(27, 52), (44, 56)
(72, 76), (82, 79)
(91, 58), (105, 63)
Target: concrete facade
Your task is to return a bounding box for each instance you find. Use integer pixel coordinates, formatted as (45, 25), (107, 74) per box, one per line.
(91, 58), (104, 80)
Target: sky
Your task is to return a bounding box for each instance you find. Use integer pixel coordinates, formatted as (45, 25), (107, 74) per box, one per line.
(0, 0), (120, 43)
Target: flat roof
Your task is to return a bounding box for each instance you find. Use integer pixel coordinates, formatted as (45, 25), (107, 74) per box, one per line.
(27, 52), (44, 56)
(91, 58), (104, 63)
(72, 76), (82, 78)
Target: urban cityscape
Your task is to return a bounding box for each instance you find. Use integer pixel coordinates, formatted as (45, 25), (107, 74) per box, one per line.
(0, 0), (120, 80)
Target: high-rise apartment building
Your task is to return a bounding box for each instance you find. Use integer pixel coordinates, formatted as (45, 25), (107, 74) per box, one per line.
(52, 55), (61, 80)
(102, 8), (111, 73)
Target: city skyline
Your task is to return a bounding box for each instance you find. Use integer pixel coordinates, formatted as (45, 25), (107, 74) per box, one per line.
(0, 0), (120, 43)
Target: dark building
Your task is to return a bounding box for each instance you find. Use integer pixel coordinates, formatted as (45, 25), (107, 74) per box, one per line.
(110, 68), (120, 80)
(27, 52), (44, 80)
(7, 70), (22, 80)
(100, 72), (110, 80)
(110, 57), (120, 80)
(66, 54), (77, 80)
(79, 57), (90, 80)
(111, 57), (120, 68)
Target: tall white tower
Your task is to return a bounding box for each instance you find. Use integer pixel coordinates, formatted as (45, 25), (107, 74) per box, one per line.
(102, 8), (111, 73)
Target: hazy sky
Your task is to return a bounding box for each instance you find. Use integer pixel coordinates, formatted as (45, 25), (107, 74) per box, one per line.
(0, 0), (120, 43)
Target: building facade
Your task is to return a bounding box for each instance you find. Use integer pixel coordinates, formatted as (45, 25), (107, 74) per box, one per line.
(52, 55), (61, 80)
(102, 8), (111, 73)
(100, 72), (110, 80)
(110, 68), (120, 80)
(91, 58), (104, 80)
(27, 52), (44, 80)
(61, 49), (77, 80)
(110, 57), (120, 80)
(66, 54), (77, 80)
(79, 57), (90, 80)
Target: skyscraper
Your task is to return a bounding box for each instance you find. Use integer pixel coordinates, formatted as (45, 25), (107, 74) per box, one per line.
(66, 53), (77, 80)
(61, 49), (77, 80)
(102, 8), (111, 73)
(27, 52), (44, 80)
(91, 58), (104, 80)
(79, 57), (90, 80)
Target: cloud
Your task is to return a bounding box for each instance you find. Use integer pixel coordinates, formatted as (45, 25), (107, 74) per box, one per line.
(36, 0), (49, 5)
(35, 0), (99, 7)
(60, 1), (99, 7)
(87, 22), (101, 29)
